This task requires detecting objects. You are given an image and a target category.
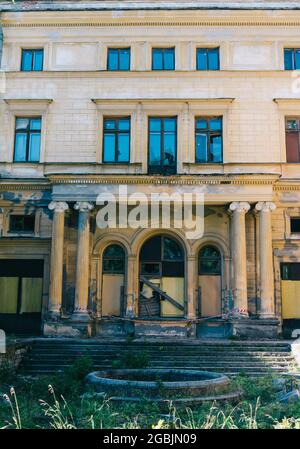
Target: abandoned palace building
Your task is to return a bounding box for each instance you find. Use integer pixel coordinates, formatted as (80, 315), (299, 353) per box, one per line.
(1, 0), (300, 340)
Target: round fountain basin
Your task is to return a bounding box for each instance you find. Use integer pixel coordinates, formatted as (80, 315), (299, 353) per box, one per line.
(85, 369), (239, 404)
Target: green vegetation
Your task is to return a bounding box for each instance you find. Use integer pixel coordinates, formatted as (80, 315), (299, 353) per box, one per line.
(1, 358), (300, 429)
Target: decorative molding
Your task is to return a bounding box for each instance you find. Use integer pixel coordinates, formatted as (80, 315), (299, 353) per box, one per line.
(4, 21), (300, 28)
(47, 174), (278, 186)
(3, 99), (53, 113)
(228, 201), (251, 213)
(0, 183), (51, 191)
(255, 201), (276, 212)
(48, 201), (69, 213)
(74, 201), (94, 212)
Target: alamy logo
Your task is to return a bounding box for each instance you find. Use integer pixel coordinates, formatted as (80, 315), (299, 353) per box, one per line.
(95, 186), (205, 240)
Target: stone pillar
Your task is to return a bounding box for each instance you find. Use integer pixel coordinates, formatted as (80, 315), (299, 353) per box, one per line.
(73, 201), (94, 318)
(125, 255), (136, 318)
(228, 201), (251, 317)
(255, 202), (276, 318)
(48, 201), (69, 316)
(187, 256), (196, 319)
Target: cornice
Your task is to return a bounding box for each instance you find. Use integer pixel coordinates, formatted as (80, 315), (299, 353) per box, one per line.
(4, 20), (300, 28)
(47, 174), (279, 186)
(0, 181), (51, 191)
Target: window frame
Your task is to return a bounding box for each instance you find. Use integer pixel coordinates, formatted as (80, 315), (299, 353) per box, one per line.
(284, 48), (300, 71)
(199, 245), (222, 276)
(102, 116), (131, 164)
(148, 116), (177, 175)
(195, 116), (223, 163)
(21, 48), (44, 72)
(107, 47), (131, 71)
(8, 214), (36, 234)
(196, 47), (220, 71)
(285, 117), (300, 163)
(13, 116), (42, 163)
(151, 47), (175, 71)
(102, 244), (126, 274)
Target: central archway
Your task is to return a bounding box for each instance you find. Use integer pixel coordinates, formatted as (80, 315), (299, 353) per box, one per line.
(138, 235), (185, 318)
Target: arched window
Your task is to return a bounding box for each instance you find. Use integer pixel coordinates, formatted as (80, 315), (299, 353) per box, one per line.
(103, 244), (125, 274)
(199, 245), (221, 275)
(140, 235), (184, 276)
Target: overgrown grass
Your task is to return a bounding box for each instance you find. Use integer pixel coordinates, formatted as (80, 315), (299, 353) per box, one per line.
(1, 359), (300, 429)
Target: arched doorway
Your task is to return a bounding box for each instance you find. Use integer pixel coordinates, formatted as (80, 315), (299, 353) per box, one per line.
(101, 244), (126, 317)
(139, 235), (185, 317)
(198, 245), (222, 317)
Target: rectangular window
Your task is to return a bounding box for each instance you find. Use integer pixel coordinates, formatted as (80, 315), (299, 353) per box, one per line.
(152, 48), (175, 70)
(9, 215), (35, 233)
(148, 117), (177, 174)
(107, 48), (130, 71)
(196, 48), (220, 70)
(103, 117), (130, 163)
(291, 218), (300, 233)
(286, 118), (300, 162)
(284, 48), (300, 70)
(14, 117), (41, 162)
(195, 117), (223, 163)
(21, 49), (43, 71)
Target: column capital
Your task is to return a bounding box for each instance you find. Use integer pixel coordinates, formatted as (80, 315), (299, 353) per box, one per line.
(228, 201), (251, 214)
(74, 201), (94, 212)
(48, 201), (68, 213)
(255, 201), (276, 213)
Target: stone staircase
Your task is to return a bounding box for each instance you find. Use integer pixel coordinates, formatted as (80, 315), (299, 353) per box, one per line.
(19, 339), (299, 377)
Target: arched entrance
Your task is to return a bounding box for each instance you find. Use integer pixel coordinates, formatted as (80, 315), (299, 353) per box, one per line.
(139, 235), (185, 318)
(198, 245), (222, 317)
(101, 244), (126, 317)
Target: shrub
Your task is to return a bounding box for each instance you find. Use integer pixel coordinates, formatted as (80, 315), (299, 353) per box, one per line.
(112, 351), (149, 369)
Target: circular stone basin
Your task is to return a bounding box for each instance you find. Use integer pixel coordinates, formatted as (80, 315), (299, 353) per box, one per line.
(85, 369), (238, 404)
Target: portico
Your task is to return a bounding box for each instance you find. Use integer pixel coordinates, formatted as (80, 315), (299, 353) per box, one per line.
(43, 175), (279, 338)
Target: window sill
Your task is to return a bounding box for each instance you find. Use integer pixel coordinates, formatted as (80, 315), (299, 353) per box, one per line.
(101, 162), (142, 166)
(183, 162), (223, 166)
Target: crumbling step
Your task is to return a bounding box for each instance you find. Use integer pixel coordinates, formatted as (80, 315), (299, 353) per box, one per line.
(18, 340), (298, 377)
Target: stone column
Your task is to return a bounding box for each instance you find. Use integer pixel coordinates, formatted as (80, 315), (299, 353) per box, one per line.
(125, 255), (136, 318)
(73, 201), (94, 318)
(187, 256), (197, 319)
(48, 201), (69, 316)
(255, 202), (276, 318)
(228, 201), (251, 317)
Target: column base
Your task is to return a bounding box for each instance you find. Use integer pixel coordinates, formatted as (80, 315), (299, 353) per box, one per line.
(231, 318), (279, 339)
(46, 309), (61, 321)
(70, 310), (91, 323)
(259, 313), (276, 319)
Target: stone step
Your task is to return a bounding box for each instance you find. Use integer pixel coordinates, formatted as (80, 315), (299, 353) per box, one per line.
(23, 354), (295, 362)
(29, 343), (291, 350)
(26, 348), (292, 356)
(19, 340), (297, 376)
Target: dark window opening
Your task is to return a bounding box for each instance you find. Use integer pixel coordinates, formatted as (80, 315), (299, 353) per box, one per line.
(103, 244), (125, 274)
(140, 236), (184, 274)
(103, 117), (130, 163)
(107, 48), (130, 71)
(14, 117), (41, 162)
(21, 49), (43, 71)
(291, 218), (300, 233)
(9, 215), (35, 233)
(199, 245), (221, 275)
(148, 117), (177, 175)
(286, 118), (300, 163)
(284, 48), (300, 70)
(195, 117), (223, 163)
(196, 48), (220, 70)
(281, 263), (300, 281)
(152, 48), (175, 70)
